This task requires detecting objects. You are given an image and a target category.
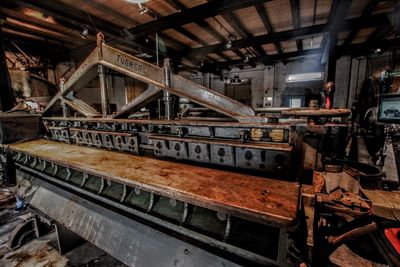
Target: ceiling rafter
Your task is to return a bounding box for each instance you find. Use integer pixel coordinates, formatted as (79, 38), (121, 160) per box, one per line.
(83, 0), (139, 27)
(221, 12), (267, 58)
(254, 2), (286, 64)
(181, 12), (388, 59)
(164, 0), (186, 11)
(2, 24), (73, 47)
(194, 19), (245, 59)
(3, 0), (185, 61)
(160, 0), (230, 62)
(199, 48), (322, 70)
(343, 0), (379, 45)
(125, 0), (272, 40)
(194, 35), (400, 72)
(135, 4), (218, 65)
(1, 17), (84, 46)
(0, 6), (88, 41)
(289, 0), (303, 50)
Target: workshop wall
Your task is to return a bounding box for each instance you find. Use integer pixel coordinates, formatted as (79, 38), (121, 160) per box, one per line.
(182, 55), (325, 108)
(52, 48), (399, 113)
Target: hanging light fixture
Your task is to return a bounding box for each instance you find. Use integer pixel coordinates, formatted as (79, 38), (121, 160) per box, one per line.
(80, 26), (89, 39)
(225, 35), (234, 49)
(125, 0), (149, 14)
(138, 3), (149, 14)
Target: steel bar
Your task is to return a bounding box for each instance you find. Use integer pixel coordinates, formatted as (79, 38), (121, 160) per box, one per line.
(43, 42), (256, 122)
(98, 65), (109, 117)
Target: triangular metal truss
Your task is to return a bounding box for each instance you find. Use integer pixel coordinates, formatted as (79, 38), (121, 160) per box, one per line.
(44, 34), (259, 123)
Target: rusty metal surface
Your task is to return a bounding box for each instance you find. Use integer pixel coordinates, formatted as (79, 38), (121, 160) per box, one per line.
(113, 85), (162, 118)
(29, 179), (240, 267)
(61, 97), (100, 118)
(44, 41), (256, 122)
(7, 139), (299, 226)
(43, 116), (293, 129)
(43, 47), (101, 116)
(149, 134), (293, 151)
(281, 108), (351, 117)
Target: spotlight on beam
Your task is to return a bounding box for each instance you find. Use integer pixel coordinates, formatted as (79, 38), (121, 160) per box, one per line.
(80, 26), (89, 39)
(138, 3), (149, 14)
(225, 36), (234, 49)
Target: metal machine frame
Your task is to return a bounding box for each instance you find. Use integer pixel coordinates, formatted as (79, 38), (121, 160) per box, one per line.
(4, 34), (386, 267)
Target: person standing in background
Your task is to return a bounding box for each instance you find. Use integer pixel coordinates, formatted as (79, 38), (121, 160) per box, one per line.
(323, 81), (335, 109)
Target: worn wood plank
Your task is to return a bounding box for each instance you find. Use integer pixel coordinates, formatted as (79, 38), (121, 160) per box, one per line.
(8, 139), (299, 227)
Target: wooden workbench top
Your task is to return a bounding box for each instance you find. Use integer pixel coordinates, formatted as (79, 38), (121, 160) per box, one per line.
(7, 139), (299, 227)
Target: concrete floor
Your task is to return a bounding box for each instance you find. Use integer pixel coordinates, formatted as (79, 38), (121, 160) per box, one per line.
(0, 186), (126, 267)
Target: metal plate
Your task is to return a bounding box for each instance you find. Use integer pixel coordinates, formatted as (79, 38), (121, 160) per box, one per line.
(30, 179), (239, 267)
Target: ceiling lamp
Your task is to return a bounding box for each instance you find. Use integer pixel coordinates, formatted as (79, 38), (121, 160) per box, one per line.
(80, 26), (89, 39)
(138, 3), (149, 14)
(225, 36), (234, 49)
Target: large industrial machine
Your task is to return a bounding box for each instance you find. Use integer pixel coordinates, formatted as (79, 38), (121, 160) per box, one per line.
(0, 34), (398, 266)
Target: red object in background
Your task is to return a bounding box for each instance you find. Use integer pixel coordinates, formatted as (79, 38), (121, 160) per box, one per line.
(384, 228), (400, 254)
(325, 96), (332, 109)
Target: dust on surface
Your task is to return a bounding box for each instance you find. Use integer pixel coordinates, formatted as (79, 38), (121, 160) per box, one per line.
(0, 235), (68, 267)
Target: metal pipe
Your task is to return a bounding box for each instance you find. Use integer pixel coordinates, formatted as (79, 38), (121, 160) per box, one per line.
(163, 58), (173, 120)
(98, 64), (109, 117)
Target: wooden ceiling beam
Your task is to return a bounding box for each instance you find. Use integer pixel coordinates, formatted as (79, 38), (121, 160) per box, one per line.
(194, 34), (400, 71)
(4, 0), (151, 55)
(194, 19), (245, 59)
(0, 6), (90, 41)
(162, 0), (238, 62)
(2, 31), (69, 56)
(125, 0), (272, 40)
(183, 12), (388, 58)
(4, 0), (185, 61)
(164, 0), (186, 11)
(254, 2), (286, 64)
(1, 17), (84, 46)
(289, 0), (303, 50)
(172, 26), (229, 61)
(196, 48), (322, 70)
(343, 0), (379, 45)
(365, 17), (394, 46)
(83, 0), (139, 27)
(221, 12), (267, 58)
(337, 36), (400, 57)
(2, 24), (73, 48)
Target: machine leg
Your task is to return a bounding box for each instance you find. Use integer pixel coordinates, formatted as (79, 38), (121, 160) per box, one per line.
(55, 223), (86, 255)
